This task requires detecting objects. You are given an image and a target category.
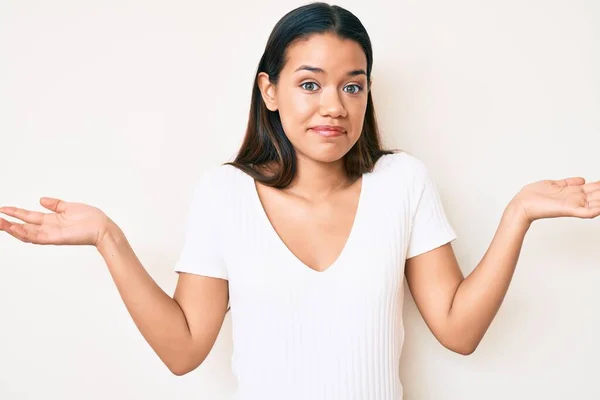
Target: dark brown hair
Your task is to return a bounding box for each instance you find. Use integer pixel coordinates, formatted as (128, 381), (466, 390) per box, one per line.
(225, 2), (396, 188)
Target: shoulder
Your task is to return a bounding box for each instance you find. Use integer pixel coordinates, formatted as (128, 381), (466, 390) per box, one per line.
(196, 162), (248, 187)
(371, 151), (430, 184)
(189, 163), (250, 205)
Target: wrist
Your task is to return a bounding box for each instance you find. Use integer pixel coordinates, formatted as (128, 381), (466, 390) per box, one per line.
(504, 198), (533, 229)
(96, 218), (126, 255)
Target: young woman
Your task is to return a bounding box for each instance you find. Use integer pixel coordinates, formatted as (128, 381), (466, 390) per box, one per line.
(1, 2), (599, 399)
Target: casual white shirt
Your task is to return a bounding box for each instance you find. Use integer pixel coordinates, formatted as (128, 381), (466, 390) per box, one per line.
(174, 151), (457, 400)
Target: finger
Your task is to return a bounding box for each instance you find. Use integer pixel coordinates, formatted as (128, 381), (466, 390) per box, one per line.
(0, 206), (46, 224)
(555, 177), (586, 187)
(0, 218), (31, 242)
(8, 223), (54, 245)
(0, 218), (19, 238)
(0, 217), (9, 231)
(587, 190), (600, 202)
(3, 223), (32, 243)
(40, 197), (67, 213)
(573, 200), (600, 219)
(0, 220), (26, 241)
(582, 181), (600, 195)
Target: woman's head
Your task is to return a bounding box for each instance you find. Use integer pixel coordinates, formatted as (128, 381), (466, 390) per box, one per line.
(227, 2), (394, 187)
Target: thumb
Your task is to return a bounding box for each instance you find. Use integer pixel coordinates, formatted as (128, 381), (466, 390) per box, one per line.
(40, 197), (67, 213)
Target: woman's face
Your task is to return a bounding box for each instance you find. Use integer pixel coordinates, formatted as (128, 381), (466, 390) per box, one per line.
(258, 33), (370, 164)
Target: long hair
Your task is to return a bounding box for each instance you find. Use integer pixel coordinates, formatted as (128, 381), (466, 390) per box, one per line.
(225, 2), (395, 187)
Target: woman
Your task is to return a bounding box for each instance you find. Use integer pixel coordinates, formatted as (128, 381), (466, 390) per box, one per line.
(1, 2), (599, 399)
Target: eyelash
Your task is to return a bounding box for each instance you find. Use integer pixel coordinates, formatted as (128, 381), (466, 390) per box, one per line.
(300, 81), (363, 94)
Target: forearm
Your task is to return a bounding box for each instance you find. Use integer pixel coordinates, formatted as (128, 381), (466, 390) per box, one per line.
(96, 220), (193, 372)
(446, 202), (531, 352)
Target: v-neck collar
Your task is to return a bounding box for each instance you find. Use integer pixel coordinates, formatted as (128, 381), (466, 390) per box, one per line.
(247, 171), (369, 275)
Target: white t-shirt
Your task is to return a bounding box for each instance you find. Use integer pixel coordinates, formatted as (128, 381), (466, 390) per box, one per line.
(174, 151), (457, 400)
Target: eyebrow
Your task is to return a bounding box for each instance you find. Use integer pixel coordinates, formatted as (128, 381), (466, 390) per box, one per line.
(293, 65), (367, 77)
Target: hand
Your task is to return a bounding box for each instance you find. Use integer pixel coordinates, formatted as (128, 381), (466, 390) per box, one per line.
(0, 197), (110, 246)
(511, 177), (600, 224)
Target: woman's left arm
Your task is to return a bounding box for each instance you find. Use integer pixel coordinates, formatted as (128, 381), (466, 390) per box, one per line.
(405, 177), (600, 355)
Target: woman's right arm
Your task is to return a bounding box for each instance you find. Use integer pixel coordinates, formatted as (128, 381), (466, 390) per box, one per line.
(0, 198), (228, 376)
(97, 220), (229, 376)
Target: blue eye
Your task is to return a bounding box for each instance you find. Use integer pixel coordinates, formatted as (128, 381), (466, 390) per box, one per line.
(344, 84), (363, 94)
(301, 82), (319, 91)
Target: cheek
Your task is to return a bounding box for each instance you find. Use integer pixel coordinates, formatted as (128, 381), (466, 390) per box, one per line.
(278, 91), (316, 126)
(348, 100), (368, 133)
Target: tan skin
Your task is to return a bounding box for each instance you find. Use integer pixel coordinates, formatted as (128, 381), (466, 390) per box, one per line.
(2, 33), (600, 375)
(254, 33), (369, 273)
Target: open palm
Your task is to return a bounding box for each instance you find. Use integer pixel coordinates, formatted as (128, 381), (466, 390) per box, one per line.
(514, 177), (600, 222)
(0, 197), (108, 246)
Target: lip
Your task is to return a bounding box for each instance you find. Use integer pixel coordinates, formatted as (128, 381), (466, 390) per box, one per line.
(309, 125), (346, 137)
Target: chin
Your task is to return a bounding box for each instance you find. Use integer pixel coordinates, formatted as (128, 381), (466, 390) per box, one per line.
(304, 148), (350, 164)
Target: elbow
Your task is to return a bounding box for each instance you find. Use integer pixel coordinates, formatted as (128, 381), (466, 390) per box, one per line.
(164, 354), (206, 377)
(440, 336), (480, 356)
(162, 340), (211, 376)
(451, 343), (478, 356)
(167, 361), (198, 376)
(169, 365), (190, 377)
(435, 323), (483, 356)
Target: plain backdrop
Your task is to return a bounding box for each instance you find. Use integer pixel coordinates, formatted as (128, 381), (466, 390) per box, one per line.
(1, 0), (599, 399)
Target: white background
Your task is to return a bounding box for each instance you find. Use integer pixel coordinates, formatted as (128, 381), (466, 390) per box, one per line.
(1, 0), (599, 399)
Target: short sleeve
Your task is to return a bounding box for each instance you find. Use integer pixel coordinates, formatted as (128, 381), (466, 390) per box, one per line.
(406, 162), (457, 259)
(173, 169), (228, 280)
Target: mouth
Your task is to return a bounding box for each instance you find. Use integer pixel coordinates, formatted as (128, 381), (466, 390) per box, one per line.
(309, 125), (346, 138)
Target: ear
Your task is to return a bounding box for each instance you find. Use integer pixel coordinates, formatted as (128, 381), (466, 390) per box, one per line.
(257, 72), (278, 111)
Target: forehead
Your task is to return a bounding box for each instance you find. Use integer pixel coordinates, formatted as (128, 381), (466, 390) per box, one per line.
(283, 33), (367, 74)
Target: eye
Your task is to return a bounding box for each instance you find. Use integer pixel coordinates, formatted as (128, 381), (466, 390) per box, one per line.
(300, 81), (320, 91)
(343, 84), (363, 94)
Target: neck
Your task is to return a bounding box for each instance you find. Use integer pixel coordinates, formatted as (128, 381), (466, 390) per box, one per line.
(286, 153), (353, 201)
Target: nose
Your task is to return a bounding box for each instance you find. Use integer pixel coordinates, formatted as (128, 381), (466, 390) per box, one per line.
(319, 87), (347, 118)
